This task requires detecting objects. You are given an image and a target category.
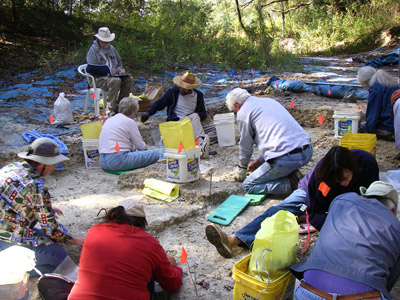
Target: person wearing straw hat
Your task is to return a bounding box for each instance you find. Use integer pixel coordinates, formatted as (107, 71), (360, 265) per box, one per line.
(86, 27), (133, 116)
(0, 138), (84, 277)
(139, 71), (212, 158)
(290, 181), (400, 300)
(68, 198), (182, 300)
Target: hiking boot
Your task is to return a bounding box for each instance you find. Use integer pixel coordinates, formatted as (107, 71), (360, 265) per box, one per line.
(288, 170), (303, 191)
(205, 224), (233, 258)
(201, 135), (210, 159)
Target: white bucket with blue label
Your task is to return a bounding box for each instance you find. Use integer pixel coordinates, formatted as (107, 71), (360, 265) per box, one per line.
(333, 110), (362, 138)
(164, 147), (201, 183)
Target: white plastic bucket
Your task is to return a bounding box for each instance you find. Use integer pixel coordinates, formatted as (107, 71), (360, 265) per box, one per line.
(213, 113), (235, 147)
(164, 147), (201, 183)
(82, 139), (101, 168)
(333, 110), (361, 138)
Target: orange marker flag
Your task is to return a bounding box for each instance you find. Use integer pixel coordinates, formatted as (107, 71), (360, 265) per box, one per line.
(318, 181), (331, 197)
(290, 101), (294, 108)
(50, 114), (55, 123)
(251, 68), (254, 74)
(318, 115), (324, 125)
(358, 105), (361, 111)
(195, 138), (199, 146)
(328, 88), (331, 96)
(180, 247), (188, 264)
(91, 92), (96, 99)
(114, 141), (120, 152)
(178, 141), (184, 154)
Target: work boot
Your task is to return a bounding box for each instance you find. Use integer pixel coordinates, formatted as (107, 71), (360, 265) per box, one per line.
(288, 170), (303, 191)
(205, 224), (233, 258)
(201, 135), (210, 159)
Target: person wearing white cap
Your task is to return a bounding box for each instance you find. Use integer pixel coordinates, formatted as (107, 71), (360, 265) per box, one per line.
(139, 70), (212, 158)
(68, 198), (182, 300)
(291, 181), (400, 300)
(0, 138), (84, 277)
(86, 26), (133, 116)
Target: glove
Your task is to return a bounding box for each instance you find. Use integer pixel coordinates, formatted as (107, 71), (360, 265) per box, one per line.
(234, 165), (247, 182)
(140, 112), (149, 123)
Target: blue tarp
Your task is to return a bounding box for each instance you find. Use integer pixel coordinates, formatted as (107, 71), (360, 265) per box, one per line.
(266, 76), (369, 99)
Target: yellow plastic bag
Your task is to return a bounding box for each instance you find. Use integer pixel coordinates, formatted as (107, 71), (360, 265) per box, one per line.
(159, 117), (195, 149)
(142, 178), (179, 202)
(248, 210), (299, 282)
(80, 121), (103, 140)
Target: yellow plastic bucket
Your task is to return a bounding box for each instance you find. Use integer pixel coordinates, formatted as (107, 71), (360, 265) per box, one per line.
(80, 121), (103, 140)
(339, 133), (377, 157)
(232, 254), (296, 300)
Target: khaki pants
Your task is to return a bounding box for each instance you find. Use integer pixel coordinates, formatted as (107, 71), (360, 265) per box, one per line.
(94, 75), (133, 113)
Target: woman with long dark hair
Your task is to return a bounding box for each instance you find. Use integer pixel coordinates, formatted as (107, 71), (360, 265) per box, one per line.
(206, 146), (379, 258)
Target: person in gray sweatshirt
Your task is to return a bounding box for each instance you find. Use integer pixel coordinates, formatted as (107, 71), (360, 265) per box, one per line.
(226, 88), (312, 195)
(86, 27), (133, 116)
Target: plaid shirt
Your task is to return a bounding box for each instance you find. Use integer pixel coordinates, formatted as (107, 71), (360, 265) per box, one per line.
(0, 162), (72, 247)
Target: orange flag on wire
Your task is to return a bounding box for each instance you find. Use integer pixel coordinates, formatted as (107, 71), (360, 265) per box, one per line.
(318, 115), (324, 125)
(328, 88), (331, 96)
(358, 105), (361, 111)
(180, 247), (188, 264)
(178, 141), (184, 154)
(114, 141), (120, 152)
(91, 92), (96, 99)
(290, 101), (294, 108)
(195, 138), (199, 146)
(50, 114), (55, 123)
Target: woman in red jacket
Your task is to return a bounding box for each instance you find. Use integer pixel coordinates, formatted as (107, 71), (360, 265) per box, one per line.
(68, 199), (182, 300)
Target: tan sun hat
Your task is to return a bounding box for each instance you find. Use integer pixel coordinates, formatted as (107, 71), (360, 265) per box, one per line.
(95, 27), (115, 42)
(118, 199), (146, 217)
(173, 71), (202, 89)
(18, 137), (69, 165)
(360, 181), (398, 209)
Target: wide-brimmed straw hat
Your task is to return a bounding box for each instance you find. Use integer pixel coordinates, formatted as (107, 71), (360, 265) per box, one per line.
(95, 27), (115, 42)
(173, 71), (202, 89)
(118, 199), (146, 217)
(360, 181), (398, 209)
(18, 137), (69, 165)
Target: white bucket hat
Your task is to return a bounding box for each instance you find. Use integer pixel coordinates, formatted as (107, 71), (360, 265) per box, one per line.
(18, 137), (69, 165)
(95, 27), (115, 42)
(360, 181), (398, 209)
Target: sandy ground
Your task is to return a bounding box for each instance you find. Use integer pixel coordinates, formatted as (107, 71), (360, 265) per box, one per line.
(1, 58), (400, 298)
(0, 90), (391, 299)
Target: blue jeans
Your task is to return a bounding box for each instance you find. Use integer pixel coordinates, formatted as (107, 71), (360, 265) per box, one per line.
(100, 149), (164, 171)
(235, 189), (307, 247)
(242, 145), (313, 194)
(0, 240), (68, 277)
(294, 285), (388, 300)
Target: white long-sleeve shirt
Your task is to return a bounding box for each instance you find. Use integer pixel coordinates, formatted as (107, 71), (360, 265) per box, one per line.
(99, 113), (147, 153)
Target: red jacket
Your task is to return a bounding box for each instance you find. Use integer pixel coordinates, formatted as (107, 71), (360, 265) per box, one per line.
(68, 222), (182, 300)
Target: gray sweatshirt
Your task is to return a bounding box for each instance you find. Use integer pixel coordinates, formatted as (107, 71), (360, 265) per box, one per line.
(237, 96), (310, 166)
(86, 40), (123, 71)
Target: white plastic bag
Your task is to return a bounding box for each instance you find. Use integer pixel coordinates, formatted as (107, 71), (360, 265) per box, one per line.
(54, 92), (74, 125)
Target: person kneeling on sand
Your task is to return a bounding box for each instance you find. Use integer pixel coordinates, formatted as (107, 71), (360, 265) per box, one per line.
(226, 88), (313, 195)
(99, 97), (164, 172)
(206, 146), (379, 258)
(0, 138), (84, 276)
(357, 66), (399, 140)
(139, 71), (212, 158)
(290, 181), (400, 300)
(67, 199), (182, 300)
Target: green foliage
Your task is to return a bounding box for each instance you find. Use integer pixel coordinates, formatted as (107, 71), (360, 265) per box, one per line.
(1, 0), (400, 73)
